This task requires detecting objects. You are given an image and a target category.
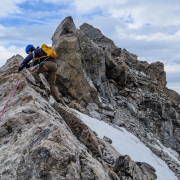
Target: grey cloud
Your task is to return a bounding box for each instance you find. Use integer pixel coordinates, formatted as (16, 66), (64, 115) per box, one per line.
(0, 21), (61, 46)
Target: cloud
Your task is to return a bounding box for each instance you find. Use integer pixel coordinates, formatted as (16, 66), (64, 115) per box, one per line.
(133, 30), (180, 42)
(167, 82), (180, 94)
(71, 0), (180, 29)
(0, 21), (60, 47)
(0, 0), (26, 17)
(165, 63), (180, 74)
(43, 0), (72, 3)
(0, 45), (26, 67)
(72, 0), (126, 15)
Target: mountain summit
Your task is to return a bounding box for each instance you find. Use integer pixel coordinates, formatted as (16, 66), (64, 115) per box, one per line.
(0, 16), (180, 180)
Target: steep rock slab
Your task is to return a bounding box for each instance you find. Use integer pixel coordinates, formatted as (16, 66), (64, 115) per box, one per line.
(53, 16), (106, 91)
(55, 35), (100, 106)
(52, 16), (101, 107)
(80, 23), (126, 87)
(53, 102), (120, 166)
(0, 56), (111, 180)
(52, 16), (124, 105)
(0, 55), (158, 180)
(75, 29), (107, 95)
(53, 103), (102, 158)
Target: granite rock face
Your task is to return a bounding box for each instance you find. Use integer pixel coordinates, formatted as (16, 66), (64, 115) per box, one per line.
(0, 56), (156, 179)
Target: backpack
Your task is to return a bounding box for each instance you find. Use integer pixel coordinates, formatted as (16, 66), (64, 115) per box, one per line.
(41, 44), (57, 60)
(33, 44), (57, 63)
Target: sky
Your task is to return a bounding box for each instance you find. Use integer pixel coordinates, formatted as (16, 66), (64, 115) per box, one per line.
(0, 0), (180, 93)
(76, 110), (179, 180)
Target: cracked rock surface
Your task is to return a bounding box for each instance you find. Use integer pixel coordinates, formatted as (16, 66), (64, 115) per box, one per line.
(1, 16), (180, 179)
(0, 57), (157, 179)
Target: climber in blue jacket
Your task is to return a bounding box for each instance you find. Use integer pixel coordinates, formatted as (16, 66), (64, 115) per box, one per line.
(14, 44), (62, 103)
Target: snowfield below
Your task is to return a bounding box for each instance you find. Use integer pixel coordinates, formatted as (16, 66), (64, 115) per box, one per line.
(75, 110), (178, 180)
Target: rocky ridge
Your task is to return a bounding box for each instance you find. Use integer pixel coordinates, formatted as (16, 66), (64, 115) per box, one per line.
(0, 16), (180, 179)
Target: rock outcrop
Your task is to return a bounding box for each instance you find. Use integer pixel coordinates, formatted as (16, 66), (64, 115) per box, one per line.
(52, 16), (180, 159)
(1, 16), (180, 179)
(0, 56), (157, 179)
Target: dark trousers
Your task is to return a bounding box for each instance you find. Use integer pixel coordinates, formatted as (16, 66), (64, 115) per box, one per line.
(33, 61), (60, 101)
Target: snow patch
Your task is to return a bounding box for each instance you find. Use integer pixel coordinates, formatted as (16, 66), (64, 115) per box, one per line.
(75, 110), (178, 180)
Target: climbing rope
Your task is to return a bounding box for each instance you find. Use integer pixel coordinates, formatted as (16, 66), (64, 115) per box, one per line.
(0, 66), (40, 121)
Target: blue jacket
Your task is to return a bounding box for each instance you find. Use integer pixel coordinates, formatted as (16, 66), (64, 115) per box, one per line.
(18, 47), (46, 71)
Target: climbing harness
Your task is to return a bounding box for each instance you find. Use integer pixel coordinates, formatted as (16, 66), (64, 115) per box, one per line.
(0, 61), (46, 121)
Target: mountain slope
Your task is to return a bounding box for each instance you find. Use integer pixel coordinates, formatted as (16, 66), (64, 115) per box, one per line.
(0, 16), (180, 179)
(76, 110), (178, 180)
